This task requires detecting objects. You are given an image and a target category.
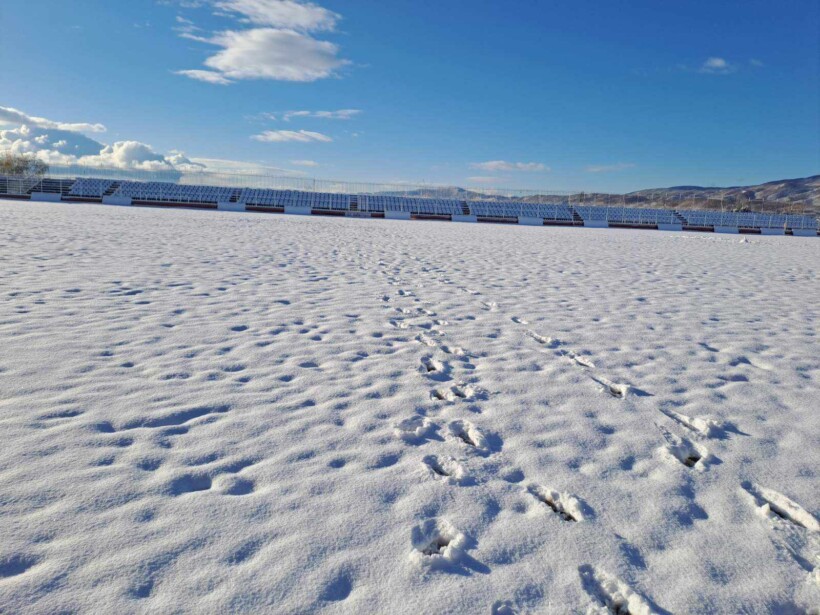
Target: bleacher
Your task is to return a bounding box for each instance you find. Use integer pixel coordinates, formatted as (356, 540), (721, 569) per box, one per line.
(574, 206), (610, 223)
(68, 178), (114, 198)
(358, 195), (462, 215)
(469, 201), (574, 221)
(277, 190), (315, 209)
(313, 192), (351, 210)
(470, 201), (519, 219)
(237, 189), (350, 210)
(573, 206), (679, 225)
(237, 188), (288, 207)
(614, 207), (679, 225)
(677, 210), (739, 228)
(520, 203), (575, 221)
(113, 181), (234, 204)
(5, 173), (817, 235)
(785, 214), (818, 229)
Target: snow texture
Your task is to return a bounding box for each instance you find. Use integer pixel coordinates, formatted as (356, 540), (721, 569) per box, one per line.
(0, 199), (818, 613)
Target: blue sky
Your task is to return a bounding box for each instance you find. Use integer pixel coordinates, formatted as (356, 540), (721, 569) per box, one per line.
(1, 0), (818, 192)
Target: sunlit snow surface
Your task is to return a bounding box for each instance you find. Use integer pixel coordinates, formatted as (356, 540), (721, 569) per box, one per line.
(0, 199), (818, 614)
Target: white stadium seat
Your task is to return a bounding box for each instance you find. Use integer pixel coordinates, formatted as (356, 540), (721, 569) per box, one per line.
(68, 178), (115, 198)
(20, 174), (814, 233)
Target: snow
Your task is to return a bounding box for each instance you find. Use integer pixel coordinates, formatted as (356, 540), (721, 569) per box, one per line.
(0, 198), (818, 614)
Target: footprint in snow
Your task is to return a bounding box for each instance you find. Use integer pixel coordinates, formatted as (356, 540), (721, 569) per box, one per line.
(659, 407), (729, 439)
(415, 334), (437, 348)
(440, 344), (465, 356)
(448, 420), (491, 455)
(526, 484), (589, 522)
(422, 455), (470, 485)
(589, 375), (631, 399)
(579, 564), (670, 615)
(562, 349), (595, 368)
(657, 424), (713, 470)
(409, 519), (466, 569)
(742, 482), (820, 533)
(526, 330), (558, 347)
(431, 383), (477, 402)
(420, 356), (452, 381)
(394, 416), (440, 444)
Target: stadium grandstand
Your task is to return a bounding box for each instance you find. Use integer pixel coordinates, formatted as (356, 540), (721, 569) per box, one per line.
(1, 171), (817, 236)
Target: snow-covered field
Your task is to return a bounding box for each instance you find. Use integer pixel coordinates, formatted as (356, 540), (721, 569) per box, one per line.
(0, 198), (818, 614)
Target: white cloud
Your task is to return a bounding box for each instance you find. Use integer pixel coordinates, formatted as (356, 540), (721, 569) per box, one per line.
(251, 129), (332, 142)
(0, 105), (202, 174)
(280, 109), (360, 121)
(183, 28), (347, 83)
(0, 106), (106, 133)
(1, 125), (107, 159)
(1, 105), (329, 181)
(470, 160), (549, 172)
(80, 141), (181, 171)
(699, 57), (735, 74)
(174, 15), (209, 41)
(749, 58), (764, 68)
(176, 69), (233, 84)
(165, 150), (208, 172)
(584, 162), (636, 173)
(174, 1), (349, 84)
(214, 0), (339, 31)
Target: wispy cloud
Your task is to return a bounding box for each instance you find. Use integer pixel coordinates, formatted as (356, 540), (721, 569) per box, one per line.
(699, 57), (735, 74)
(466, 176), (501, 184)
(172, 0), (349, 84)
(470, 160), (549, 172)
(191, 156), (307, 176)
(251, 129), (332, 143)
(273, 109), (361, 121)
(214, 0), (339, 31)
(174, 15), (208, 41)
(0, 106), (106, 133)
(584, 162), (636, 173)
(176, 69), (233, 84)
(290, 159), (319, 167)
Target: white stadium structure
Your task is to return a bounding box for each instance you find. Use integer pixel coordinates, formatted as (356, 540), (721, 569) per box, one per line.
(1, 173), (817, 236)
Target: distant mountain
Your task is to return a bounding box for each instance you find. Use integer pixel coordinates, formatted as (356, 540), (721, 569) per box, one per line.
(394, 175), (820, 216)
(632, 175), (820, 211)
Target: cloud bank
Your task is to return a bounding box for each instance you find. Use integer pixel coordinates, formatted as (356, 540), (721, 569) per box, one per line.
(1, 105), (334, 180)
(0, 105), (203, 174)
